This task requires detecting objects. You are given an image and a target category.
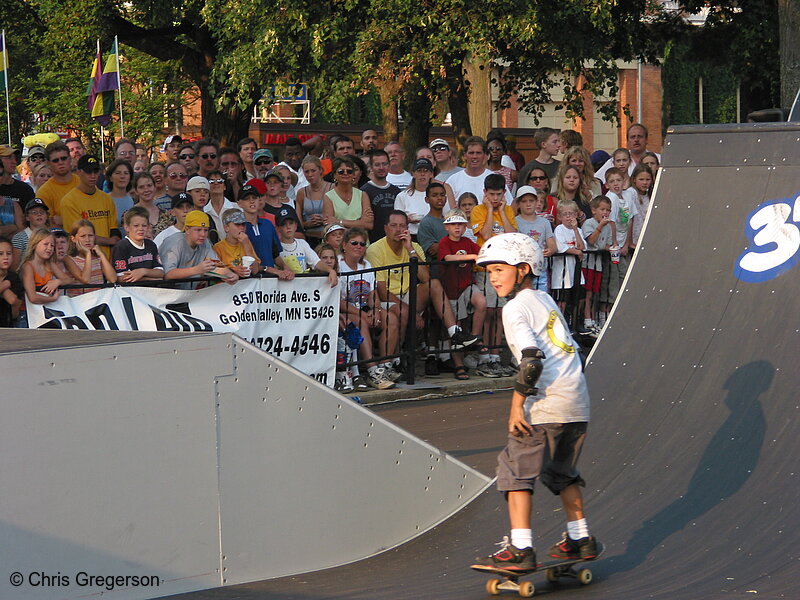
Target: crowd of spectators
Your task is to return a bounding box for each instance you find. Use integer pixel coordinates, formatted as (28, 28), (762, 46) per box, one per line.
(0, 125), (660, 389)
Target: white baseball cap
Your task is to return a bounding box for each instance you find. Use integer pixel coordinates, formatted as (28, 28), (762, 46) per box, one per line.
(515, 185), (539, 200)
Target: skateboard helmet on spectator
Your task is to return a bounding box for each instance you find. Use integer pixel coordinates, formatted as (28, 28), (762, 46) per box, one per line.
(477, 232), (543, 277)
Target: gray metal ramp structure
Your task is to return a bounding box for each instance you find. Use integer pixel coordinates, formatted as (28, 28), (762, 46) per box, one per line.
(166, 122), (800, 600)
(0, 330), (490, 600)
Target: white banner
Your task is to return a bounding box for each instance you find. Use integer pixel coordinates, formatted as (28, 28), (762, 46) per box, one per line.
(26, 278), (339, 387)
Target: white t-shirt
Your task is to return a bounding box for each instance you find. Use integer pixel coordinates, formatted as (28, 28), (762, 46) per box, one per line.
(551, 224), (586, 289)
(279, 237), (319, 273)
(386, 171), (412, 189)
(339, 258), (376, 308)
(595, 152), (662, 182)
(446, 168), (513, 205)
(502, 287), (590, 424)
(581, 217), (614, 271)
(607, 188), (639, 247)
(393, 189), (430, 235)
(154, 225), (181, 250)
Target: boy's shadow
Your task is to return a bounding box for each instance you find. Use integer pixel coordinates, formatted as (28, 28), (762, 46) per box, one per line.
(613, 360), (772, 573)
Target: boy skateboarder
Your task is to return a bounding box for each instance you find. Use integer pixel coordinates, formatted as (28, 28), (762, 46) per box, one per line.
(473, 232), (599, 572)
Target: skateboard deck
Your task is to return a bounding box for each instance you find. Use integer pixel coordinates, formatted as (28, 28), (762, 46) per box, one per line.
(471, 544), (604, 597)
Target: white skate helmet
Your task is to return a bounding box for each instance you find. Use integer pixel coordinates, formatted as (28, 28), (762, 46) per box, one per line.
(476, 232), (544, 276)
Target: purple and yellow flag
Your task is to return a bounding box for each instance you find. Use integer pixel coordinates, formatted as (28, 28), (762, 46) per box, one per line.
(0, 31), (9, 92)
(86, 41), (119, 126)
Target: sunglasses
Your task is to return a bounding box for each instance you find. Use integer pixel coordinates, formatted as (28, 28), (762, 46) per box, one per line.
(50, 156), (70, 163)
(169, 172), (188, 179)
(200, 153), (217, 160)
(528, 175), (548, 181)
(209, 178), (225, 184)
(432, 146), (448, 152)
(254, 158), (273, 166)
(28, 155), (45, 161)
(348, 240), (367, 247)
(179, 153), (195, 160)
(336, 168), (354, 175)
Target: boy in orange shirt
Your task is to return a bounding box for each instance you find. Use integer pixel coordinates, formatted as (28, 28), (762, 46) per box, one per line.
(213, 208), (260, 278)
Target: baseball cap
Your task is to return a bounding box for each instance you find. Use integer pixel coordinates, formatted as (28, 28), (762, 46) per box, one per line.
(429, 138), (450, 150)
(77, 155), (101, 172)
(186, 176), (210, 191)
(590, 150), (611, 171)
(275, 207), (296, 227)
(412, 158), (434, 172)
(515, 185), (539, 200)
(185, 210), (210, 228)
(253, 148), (274, 161)
(170, 192), (193, 209)
(27, 146), (46, 158)
(244, 178), (267, 195)
(443, 210), (468, 225)
(0, 145), (17, 157)
(165, 134), (182, 145)
(25, 198), (49, 213)
(323, 223), (345, 238)
(263, 168), (283, 182)
(238, 184), (260, 200)
(222, 209), (247, 225)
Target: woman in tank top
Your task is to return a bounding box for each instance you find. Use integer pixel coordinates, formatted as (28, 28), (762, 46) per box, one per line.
(322, 157), (374, 232)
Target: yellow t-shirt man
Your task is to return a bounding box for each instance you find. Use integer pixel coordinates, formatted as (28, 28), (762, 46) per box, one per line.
(60, 188), (118, 258)
(36, 174), (80, 219)
(365, 237), (426, 297)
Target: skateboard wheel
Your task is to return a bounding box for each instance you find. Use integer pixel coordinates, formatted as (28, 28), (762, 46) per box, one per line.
(546, 567), (559, 583)
(578, 568), (593, 585)
(486, 578), (501, 595)
(518, 580), (535, 597)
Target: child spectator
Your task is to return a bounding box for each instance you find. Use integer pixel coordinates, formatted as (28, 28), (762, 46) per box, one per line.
(51, 229), (73, 285)
(186, 176), (220, 244)
(12, 198), (50, 270)
(640, 152), (660, 174)
(154, 192), (193, 248)
(554, 164), (588, 226)
(19, 228), (70, 326)
(213, 208), (260, 278)
(604, 167), (638, 304)
(514, 186), (556, 292)
(160, 210), (238, 287)
(322, 223), (345, 255)
(551, 200), (586, 315)
(612, 148), (632, 188)
(338, 227), (398, 390)
(456, 192), (479, 243)
(275, 208), (338, 287)
(0, 236), (23, 327)
(236, 184), (294, 279)
(470, 173), (517, 246)
(630, 164), (654, 249)
(580, 196), (614, 334)
(417, 181), (448, 260)
(112, 206), (165, 283)
(437, 210), (488, 380)
(64, 219), (117, 295)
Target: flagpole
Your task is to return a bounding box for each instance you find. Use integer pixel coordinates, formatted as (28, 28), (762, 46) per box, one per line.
(115, 36), (124, 138)
(100, 126), (106, 163)
(3, 31), (11, 146)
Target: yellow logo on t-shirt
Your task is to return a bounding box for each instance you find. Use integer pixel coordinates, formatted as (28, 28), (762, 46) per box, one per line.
(546, 310), (575, 353)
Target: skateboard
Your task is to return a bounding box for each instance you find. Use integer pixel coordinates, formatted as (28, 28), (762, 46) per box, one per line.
(471, 544), (604, 597)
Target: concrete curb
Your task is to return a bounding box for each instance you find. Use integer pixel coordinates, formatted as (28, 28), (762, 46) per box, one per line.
(350, 372), (514, 405)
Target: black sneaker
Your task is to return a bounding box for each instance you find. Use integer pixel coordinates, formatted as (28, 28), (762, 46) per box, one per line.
(549, 533), (598, 560)
(450, 329), (479, 350)
(425, 355), (439, 375)
(475, 537), (536, 572)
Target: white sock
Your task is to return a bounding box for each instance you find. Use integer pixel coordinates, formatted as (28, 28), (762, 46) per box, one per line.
(478, 353), (491, 365)
(511, 528), (533, 550)
(447, 325), (460, 337)
(489, 354), (501, 363)
(567, 518), (589, 540)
